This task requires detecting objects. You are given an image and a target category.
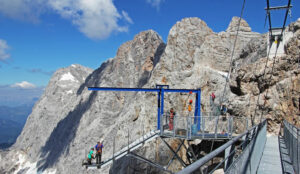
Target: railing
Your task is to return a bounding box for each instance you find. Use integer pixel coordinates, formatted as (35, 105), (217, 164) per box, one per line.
(225, 120), (266, 174)
(176, 120), (267, 174)
(160, 115), (249, 140)
(83, 121), (158, 168)
(283, 120), (300, 174)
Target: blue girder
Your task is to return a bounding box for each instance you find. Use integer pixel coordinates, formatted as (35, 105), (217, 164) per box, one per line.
(88, 87), (200, 93)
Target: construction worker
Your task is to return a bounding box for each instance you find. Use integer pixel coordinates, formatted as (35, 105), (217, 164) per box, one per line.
(188, 99), (193, 113)
(220, 104), (227, 115)
(211, 92), (216, 102)
(169, 108), (176, 130)
(87, 148), (95, 165)
(95, 139), (104, 164)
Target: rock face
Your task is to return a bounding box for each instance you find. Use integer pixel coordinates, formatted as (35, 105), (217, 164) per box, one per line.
(0, 17), (299, 174)
(229, 18), (300, 132)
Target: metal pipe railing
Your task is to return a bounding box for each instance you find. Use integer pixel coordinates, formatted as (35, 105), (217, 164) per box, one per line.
(283, 120), (300, 174)
(160, 115), (249, 139)
(176, 120), (266, 174)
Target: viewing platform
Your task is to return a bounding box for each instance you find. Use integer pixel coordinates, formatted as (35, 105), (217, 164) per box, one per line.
(160, 115), (249, 140)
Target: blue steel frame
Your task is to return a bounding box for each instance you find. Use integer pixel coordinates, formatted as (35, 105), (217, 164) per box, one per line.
(88, 85), (201, 130)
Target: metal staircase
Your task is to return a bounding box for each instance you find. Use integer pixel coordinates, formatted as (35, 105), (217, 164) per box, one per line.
(84, 130), (160, 169)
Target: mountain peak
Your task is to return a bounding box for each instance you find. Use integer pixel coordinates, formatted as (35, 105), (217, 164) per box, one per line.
(169, 17), (213, 36)
(133, 29), (161, 41)
(226, 16), (251, 32)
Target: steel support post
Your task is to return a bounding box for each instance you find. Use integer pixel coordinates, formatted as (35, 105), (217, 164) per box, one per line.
(113, 137), (115, 165)
(166, 139), (185, 169)
(161, 88), (164, 118)
(187, 141), (197, 162)
(198, 90), (201, 130)
(157, 91), (161, 130)
(296, 129), (300, 173)
(173, 116), (176, 137)
(128, 153), (172, 174)
(180, 140), (195, 165)
(161, 137), (187, 167)
(128, 128), (130, 152)
(224, 144), (235, 171)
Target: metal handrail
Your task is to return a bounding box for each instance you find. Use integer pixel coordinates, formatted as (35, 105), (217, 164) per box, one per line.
(283, 120), (300, 174)
(176, 120), (266, 174)
(160, 115), (249, 140)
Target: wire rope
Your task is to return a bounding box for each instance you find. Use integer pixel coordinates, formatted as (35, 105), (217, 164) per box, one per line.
(206, 1), (247, 173)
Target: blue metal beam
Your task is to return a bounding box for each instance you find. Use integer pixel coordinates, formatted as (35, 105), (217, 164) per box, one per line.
(163, 89), (199, 93)
(197, 90), (201, 130)
(88, 87), (199, 93)
(88, 87), (160, 92)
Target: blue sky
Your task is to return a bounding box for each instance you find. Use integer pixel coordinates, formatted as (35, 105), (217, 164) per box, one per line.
(0, 0), (299, 88)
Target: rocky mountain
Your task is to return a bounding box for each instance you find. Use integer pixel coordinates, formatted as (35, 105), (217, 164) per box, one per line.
(0, 17), (299, 174)
(229, 19), (300, 132)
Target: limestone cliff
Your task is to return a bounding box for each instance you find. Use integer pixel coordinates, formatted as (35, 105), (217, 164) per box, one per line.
(229, 18), (300, 133)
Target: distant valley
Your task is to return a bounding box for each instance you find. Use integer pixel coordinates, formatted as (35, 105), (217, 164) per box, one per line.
(0, 104), (35, 148)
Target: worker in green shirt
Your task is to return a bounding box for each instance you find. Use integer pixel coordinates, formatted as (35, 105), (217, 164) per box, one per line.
(87, 147), (95, 165)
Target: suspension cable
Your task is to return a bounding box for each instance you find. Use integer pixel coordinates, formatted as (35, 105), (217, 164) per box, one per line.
(207, 0), (247, 171)
(248, 12), (270, 126)
(252, 0), (292, 124)
(252, 37), (273, 125)
(219, 0), (247, 106)
(259, 38), (281, 122)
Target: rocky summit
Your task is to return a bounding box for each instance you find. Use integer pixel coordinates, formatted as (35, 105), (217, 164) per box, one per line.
(0, 17), (299, 174)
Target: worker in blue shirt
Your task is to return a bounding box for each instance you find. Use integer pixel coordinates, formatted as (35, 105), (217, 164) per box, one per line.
(95, 139), (104, 164)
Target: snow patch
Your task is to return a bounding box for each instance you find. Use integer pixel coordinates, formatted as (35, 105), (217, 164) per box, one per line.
(14, 153), (38, 174)
(205, 67), (228, 78)
(128, 53), (134, 62)
(43, 169), (57, 174)
(13, 153), (57, 174)
(66, 90), (73, 94)
(215, 70), (228, 78)
(59, 84), (68, 88)
(60, 72), (78, 82)
(71, 64), (77, 68)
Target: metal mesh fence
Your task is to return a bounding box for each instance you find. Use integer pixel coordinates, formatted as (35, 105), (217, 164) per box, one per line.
(175, 120), (267, 174)
(225, 120), (267, 174)
(283, 120), (300, 174)
(160, 115), (249, 140)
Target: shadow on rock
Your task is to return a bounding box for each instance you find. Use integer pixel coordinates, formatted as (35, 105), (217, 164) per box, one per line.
(37, 91), (97, 171)
(77, 60), (111, 95)
(137, 42), (165, 88)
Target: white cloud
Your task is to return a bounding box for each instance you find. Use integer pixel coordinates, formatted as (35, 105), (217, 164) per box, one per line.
(122, 11), (133, 24)
(146, 0), (164, 10)
(0, 0), (44, 23)
(0, 39), (10, 61)
(11, 81), (36, 89)
(0, 0), (133, 40)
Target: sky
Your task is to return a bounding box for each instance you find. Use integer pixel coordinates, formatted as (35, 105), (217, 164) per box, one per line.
(0, 0), (299, 90)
